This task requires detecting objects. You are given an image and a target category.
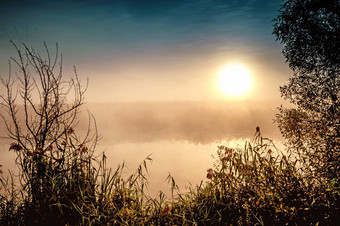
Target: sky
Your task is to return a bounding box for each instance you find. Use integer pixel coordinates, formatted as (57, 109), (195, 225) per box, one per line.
(0, 0), (291, 102)
(0, 0), (291, 195)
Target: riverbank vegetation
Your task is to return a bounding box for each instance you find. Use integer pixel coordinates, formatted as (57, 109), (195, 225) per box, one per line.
(1, 0), (340, 224)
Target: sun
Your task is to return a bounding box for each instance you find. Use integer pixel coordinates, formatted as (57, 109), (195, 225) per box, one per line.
(218, 63), (252, 97)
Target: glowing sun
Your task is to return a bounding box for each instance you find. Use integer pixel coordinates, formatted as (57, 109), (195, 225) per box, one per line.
(218, 63), (252, 97)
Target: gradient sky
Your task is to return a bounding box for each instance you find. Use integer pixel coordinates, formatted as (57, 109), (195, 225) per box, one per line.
(0, 0), (291, 102)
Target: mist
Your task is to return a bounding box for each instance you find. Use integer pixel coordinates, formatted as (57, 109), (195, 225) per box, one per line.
(84, 101), (283, 145)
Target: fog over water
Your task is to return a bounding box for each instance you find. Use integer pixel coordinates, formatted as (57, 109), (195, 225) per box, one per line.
(0, 101), (285, 196)
(85, 101), (283, 144)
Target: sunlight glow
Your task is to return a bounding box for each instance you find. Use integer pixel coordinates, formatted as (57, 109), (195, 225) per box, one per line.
(218, 63), (252, 97)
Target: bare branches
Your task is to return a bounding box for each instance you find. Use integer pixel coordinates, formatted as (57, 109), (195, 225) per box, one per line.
(0, 42), (98, 197)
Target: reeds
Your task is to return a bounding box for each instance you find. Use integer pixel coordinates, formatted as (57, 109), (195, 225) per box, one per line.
(161, 128), (339, 225)
(1, 128), (339, 225)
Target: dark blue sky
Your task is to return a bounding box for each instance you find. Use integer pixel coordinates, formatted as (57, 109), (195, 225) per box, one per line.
(1, 0), (280, 48)
(0, 0), (290, 102)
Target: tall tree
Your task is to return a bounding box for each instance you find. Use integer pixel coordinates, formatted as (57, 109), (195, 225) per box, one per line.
(273, 0), (340, 179)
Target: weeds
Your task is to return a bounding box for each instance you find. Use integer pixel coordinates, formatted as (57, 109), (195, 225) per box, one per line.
(1, 127), (339, 225)
(151, 128), (340, 225)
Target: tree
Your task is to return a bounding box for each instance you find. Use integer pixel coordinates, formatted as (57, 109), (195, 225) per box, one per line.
(273, 0), (340, 179)
(0, 42), (98, 224)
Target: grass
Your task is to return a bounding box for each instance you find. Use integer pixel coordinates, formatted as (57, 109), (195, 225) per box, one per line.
(0, 128), (339, 225)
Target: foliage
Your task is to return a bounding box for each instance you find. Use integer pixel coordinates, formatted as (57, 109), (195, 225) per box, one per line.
(273, 0), (339, 73)
(273, 0), (340, 179)
(157, 129), (340, 225)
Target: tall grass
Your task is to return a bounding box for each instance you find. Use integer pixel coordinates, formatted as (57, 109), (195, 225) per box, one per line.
(1, 128), (339, 225)
(161, 128), (339, 225)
